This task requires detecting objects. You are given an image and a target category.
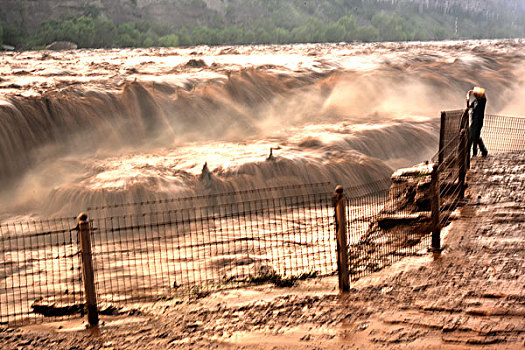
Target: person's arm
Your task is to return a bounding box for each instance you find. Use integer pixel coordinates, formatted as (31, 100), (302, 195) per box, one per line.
(466, 90), (473, 108)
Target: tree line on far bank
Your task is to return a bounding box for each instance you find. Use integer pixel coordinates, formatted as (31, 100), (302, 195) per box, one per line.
(1, 10), (523, 49)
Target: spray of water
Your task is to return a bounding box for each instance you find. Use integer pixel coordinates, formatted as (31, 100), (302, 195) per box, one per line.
(0, 40), (523, 218)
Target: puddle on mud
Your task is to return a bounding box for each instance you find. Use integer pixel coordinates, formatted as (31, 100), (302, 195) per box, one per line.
(224, 325), (338, 346)
(224, 320), (378, 347)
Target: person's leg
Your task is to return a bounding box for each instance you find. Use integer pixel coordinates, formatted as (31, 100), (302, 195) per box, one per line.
(472, 139), (478, 157)
(468, 126), (475, 156)
(478, 137), (488, 156)
(470, 124), (481, 156)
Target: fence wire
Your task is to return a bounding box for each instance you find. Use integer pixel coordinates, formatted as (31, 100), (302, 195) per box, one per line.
(437, 110), (468, 164)
(89, 186), (336, 303)
(482, 114), (525, 153)
(345, 178), (432, 281)
(430, 110), (468, 234)
(0, 179), (415, 326)
(434, 112), (525, 229)
(0, 218), (83, 326)
(1, 112), (523, 327)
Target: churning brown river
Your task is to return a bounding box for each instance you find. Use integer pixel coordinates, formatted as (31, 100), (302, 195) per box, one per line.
(1, 39), (524, 220)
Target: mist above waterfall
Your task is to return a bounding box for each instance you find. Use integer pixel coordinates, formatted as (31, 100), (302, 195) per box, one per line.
(0, 39), (524, 219)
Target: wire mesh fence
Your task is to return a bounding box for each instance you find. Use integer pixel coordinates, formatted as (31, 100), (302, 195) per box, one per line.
(0, 183), (338, 326)
(482, 114), (525, 153)
(344, 177), (432, 281)
(0, 178), (425, 326)
(434, 111), (525, 229)
(432, 110), (470, 234)
(0, 218), (83, 326)
(88, 183), (337, 304)
(437, 131), (466, 230)
(1, 111), (523, 327)
(437, 110), (468, 165)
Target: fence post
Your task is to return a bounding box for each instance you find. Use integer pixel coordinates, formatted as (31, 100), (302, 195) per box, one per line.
(430, 165), (441, 252)
(458, 129), (467, 200)
(461, 108), (471, 170)
(334, 186), (350, 293)
(466, 126), (471, 170)
(78, 213), (99, 327)
(438, 112), (446, 165)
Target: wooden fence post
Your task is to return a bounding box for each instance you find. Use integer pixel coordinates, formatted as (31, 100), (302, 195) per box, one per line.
(334, 186), (350, 292)
(430, 165), (441, 252)
(78, 213), (99, 327)
(458, 129), (467, 200)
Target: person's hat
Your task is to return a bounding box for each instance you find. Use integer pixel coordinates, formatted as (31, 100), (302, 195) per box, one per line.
(472, 86), (485, 96)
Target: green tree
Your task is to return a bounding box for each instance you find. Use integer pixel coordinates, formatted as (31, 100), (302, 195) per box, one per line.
(489, 24), (518, 39)
(272, 27), (291, 44)
(158, 33), (179, 47)
(93, 16), (117, 47)
(117, 23), (141, 47)
(143, 36), (155, 47)
(134, 20), (171, 37)
(177, 28), (191, 46)
(8, 0), (525, 49)
(304, 18), (327, 43)
(142, 28), (159, 47)
(290, 18), (327, 43)
(325, 22), (345, 42)
(371, 12), (411, 41)
(191, 26), (213, 45)
(71, 16), (96, 47)
(432, 26), (448, 41)
(221, 26), (243, 44)
(1, 22), (26, 47)
(255, 27), (272, 44)
(243, 30), (256, 44)
(82, 4), (101, 18)
(337, 15), (359, 41)
(357, 26), (379, 42)
(35, 16), (95, 47)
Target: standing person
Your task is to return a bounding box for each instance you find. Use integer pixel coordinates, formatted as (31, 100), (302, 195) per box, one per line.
(466, 87), (488, 157)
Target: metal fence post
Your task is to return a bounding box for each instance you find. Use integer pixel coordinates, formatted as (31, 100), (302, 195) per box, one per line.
(78, 213), (99, 327)
(458, 129), (467, 200)
(430, 165), (441, 252)
(334, 186), (350, 292)
(466, 126), (471, 170)
(461, 108), (471, 170)
(438, 112), (446, 165)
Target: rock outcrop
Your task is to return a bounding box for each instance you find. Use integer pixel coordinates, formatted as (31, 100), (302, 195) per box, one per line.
(45, 41), (78, 51)
(347, 161), (463, 277)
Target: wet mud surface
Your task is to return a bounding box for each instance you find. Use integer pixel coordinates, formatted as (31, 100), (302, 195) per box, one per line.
(1, 152), (523, 348)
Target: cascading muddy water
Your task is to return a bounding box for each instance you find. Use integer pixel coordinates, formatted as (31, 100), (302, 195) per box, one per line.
(1, 40), (524, 219)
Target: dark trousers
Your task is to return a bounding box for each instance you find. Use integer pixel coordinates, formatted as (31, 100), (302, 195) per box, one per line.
(468, 123), (487, 156)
